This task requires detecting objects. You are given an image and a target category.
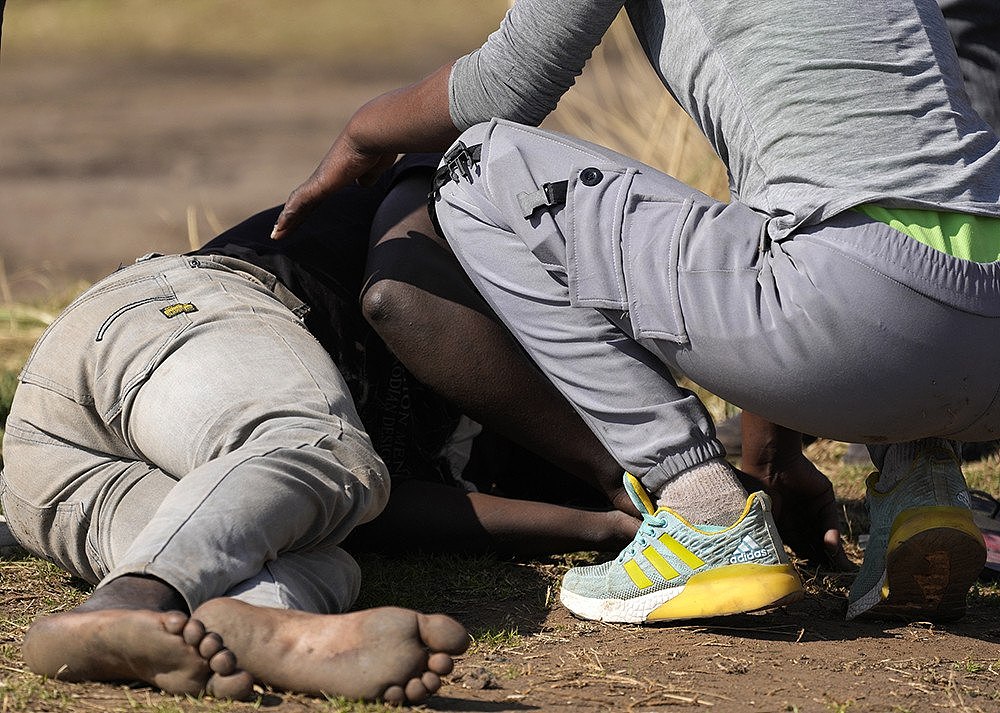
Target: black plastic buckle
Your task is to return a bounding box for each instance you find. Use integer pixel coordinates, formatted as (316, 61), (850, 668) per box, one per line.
(430, 142), (482, 199)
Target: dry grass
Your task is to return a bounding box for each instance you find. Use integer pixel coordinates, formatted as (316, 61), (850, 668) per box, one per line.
(2, 379), (997, 712)
(2, 4), (999, 712)
(2, 0), (508, 70)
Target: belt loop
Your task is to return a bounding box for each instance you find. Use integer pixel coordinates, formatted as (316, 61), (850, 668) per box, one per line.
(428, 141), (483, 236)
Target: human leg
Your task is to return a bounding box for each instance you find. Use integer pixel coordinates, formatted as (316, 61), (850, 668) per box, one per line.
(361, 170), (632, 513)
(846, 439), (986, 621)
(0, 288), (259, 697)
(79, 257), (387, 612)
(432, 124), (737, 507)
(434, 121), (1000, 622)
(101, 258), (467, 701)
(3, 256), (465, 701)
(433, 122), (801, 622)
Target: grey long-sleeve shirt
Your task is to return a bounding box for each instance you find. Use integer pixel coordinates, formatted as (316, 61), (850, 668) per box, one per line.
(449, 0), (1000, 239)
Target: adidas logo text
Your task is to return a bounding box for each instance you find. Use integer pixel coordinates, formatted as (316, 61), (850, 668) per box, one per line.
(729, 534), (769, 564)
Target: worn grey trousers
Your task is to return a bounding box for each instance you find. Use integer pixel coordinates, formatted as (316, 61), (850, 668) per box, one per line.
(435, 120), (1000, 491)
(0, 254), (389, 613)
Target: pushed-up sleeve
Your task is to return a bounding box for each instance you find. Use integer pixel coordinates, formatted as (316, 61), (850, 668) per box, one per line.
(449, 0), (626, 130)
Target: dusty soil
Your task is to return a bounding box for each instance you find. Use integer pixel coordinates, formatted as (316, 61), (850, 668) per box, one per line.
(447, 569), (1000, 712)
(5, 548), (1000, 713)
(2, 53), (1000, 713)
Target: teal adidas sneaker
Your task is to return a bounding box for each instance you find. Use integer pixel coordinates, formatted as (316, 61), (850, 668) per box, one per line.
(559, 473), (803, 623)
(847, 439), (986, 621)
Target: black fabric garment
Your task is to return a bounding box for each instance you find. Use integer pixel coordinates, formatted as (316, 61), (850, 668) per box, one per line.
(194, 155), (463, 484)
(938, 0), (1000, 132)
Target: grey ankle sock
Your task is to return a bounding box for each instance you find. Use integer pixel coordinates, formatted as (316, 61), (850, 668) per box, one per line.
(653, 458), (748, 526)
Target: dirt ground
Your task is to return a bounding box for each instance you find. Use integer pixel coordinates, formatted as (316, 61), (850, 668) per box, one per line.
(2, 50), (1000, 713)
(449, 572), (1000, 712)
(5, 543), (1000, 713)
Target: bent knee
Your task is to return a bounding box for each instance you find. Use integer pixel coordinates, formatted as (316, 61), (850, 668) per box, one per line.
(360, 279), (420, 331)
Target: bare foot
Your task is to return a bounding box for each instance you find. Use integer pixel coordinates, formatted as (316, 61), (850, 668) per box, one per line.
(22, 608), (255, 699)
(193, 598), (470, 704)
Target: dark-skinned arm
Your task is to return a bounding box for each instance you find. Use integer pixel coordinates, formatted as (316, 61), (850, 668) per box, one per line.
(271, 63), (459, 241)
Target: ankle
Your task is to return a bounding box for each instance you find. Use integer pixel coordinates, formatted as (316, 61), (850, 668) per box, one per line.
(79, 575), (188, 613)
(654, 458), (748, 526)
(874, 438), (961, 493)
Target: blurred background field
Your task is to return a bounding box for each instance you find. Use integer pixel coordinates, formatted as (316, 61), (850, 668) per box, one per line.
(2, 0), (508, 66)
(3, 5), (1000, 713)
(0, 0), (729, 415)
(0, 1), (724, 295)
(0, 0), (508, 304)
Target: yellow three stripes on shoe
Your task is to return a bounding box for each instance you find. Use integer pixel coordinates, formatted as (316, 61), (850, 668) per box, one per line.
(623, 533), (706, 589)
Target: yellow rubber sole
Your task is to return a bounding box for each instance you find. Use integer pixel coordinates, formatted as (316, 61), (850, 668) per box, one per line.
(645, 563), (803, 622)
(875, 507), (985, 621)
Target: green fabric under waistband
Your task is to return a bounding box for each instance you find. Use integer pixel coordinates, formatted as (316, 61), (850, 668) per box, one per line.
(855, 204), (1000, 263)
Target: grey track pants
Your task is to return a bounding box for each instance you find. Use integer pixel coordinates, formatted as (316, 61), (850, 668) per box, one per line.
(435, 120), (1000, 492)
(0, 254), (389, 613)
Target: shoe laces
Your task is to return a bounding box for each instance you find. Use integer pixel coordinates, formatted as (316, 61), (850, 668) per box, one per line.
(617, 512), (667, 563)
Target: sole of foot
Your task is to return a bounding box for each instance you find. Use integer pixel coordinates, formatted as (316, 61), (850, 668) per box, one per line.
(22, 608), (254, 699)
(193, 598), (470, 704)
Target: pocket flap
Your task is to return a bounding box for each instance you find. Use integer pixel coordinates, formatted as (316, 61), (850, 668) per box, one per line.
(566, 165), (637, 311)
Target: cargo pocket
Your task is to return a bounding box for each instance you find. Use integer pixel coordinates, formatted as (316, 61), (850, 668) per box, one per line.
(566, 163), (691, 344)
(565, 164), (637, 311)
(620, 193), (693, 344)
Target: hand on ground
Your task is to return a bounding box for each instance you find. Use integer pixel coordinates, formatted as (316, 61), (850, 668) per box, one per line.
(740, 453), (855, 571)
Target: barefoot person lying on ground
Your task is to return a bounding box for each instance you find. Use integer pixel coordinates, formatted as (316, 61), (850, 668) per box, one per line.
(0, 158), (478, 704)
(273, 0), (998, 626)
(0, 154), (661, 703)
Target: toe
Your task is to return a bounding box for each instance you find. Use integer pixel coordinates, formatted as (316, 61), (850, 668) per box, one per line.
(162, 611), (189, 635)
(404, 677), (430, 702)
(382, 684), (405, 705)
(421, 671), (441, 694)
(418, 614), (470, 654)
(198, 632), (224, 658)
(207, 670), (256, 701)
(427, 652), (454, 676)
(208, 649), (237, 676)
(182, 618), (207, 646)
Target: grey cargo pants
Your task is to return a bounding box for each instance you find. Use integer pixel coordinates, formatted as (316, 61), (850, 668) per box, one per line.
(434, 120), (1000, 492)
